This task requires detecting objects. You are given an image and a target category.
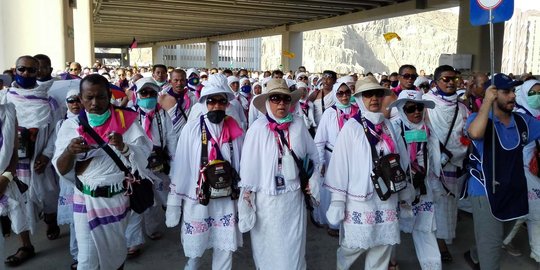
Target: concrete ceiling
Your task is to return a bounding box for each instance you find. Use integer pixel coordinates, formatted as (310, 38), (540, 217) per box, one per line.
(92, 0), (415, 47)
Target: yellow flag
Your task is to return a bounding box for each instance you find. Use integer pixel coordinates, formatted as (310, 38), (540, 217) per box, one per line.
(383, 32), (402, 42)
(283, 50), (295, 59)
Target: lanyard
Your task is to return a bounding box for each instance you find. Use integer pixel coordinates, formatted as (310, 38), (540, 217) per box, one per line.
(271, 129), (290, 170)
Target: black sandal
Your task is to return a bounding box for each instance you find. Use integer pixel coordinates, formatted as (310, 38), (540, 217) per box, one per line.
(5, 245), (35, 266)
(327, 228), (339, 238)
(70, 260), (78, 270)
(441, 250), (453, 263)
(46, 225), (61, 240)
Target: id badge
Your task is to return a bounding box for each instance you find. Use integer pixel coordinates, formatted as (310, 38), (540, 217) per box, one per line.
(275, 173), (285, 191)
(17, 131), (27, 159)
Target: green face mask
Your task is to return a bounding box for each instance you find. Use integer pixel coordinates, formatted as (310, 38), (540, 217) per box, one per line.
(277, 113), (294, 124)
(335, 102), (351, 109)
(350, 96), (356, 103)
(87, 109), (111, 127)
(527, 94), (540, 109)
(404, 129), (428, 143)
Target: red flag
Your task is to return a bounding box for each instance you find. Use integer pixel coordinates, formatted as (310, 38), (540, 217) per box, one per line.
(129, 38), (137, 51)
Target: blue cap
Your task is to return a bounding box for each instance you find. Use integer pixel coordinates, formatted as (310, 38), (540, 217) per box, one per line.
(484, 73), (523, 90)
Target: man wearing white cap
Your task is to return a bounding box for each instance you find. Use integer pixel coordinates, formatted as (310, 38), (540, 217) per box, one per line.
(166, 75), (243, 270)
(126, 77), (177, 257)
(159, 69), (198, 139)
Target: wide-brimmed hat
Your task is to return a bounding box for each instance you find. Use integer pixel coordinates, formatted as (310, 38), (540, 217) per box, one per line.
(353, 76), (392, 98)
(134, 77), (160, 93)
(252, 78), (302, 114)
(388, 89), (435, 110)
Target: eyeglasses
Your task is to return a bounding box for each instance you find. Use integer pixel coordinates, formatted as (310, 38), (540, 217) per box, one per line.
(361, 90), (385, 98)
(298, 76), (308, 80)
(403, 103), (425, 113)
(269, 94), (292, 104)
(138, 90), (157, 97)
(206, 97), (228, 106)
(528, 89), (540, 96)
(69, 68), (80, 72)
(66, 97), (80, 104)
(401, 73), (418, 80)
(336, 90), (352, 97)
(439, 76), (459, 83)
(16, 66), (37, 74)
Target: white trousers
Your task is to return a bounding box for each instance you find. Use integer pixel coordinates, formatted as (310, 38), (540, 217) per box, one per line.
(125, 211), (145, 248)
(412, 230), (442, 270)
(184, 249), (232, 270)
(125, 206), (164, 248)
(337, 245), (392, 270)
(69, 223), (79, 261)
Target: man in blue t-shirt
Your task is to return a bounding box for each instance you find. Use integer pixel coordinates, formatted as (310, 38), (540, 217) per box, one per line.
(466, 73), (540, 269)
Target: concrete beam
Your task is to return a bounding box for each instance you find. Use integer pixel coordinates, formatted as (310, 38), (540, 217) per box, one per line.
(281, 31), (303, 72)
(139, 0), (458, 48)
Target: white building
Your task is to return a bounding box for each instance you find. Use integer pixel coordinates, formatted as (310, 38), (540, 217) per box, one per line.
(154, 38), (262, 70)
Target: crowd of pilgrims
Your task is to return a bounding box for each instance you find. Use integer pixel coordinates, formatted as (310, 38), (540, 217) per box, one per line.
(0, 54), (539, 270)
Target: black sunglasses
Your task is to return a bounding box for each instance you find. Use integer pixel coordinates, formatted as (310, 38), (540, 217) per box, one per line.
(298, 76), (308, 80)
(16, 66), (37, 74)
(66, 97), (80, 104)
(403, 103), (425, 114)
(336, 90), (352, 97)
(269, 94), (292, 104)
(439, 76), (459, 83)
(401, 73), (418, 80)
(69, 68), (80, 71)
(206, 97), (228, 106)
(361, 90), (385, 98)
(138, 90), (157, 97)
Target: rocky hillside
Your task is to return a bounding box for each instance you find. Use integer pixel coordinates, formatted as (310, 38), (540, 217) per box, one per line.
(262, 8), (459, 74)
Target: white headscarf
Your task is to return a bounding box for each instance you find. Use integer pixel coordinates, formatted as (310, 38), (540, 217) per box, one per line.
(356, 96), (384, 125)
(332, 82), (352, 113)
(516, 79), (540, 117)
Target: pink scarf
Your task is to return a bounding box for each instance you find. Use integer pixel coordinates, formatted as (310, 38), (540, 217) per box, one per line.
(208, 116), (243, 161)
(374, 123), (395, 153)
(336, 104), (359, 130)
(141, 104), (162, 141)
(77, 106), (138, 145)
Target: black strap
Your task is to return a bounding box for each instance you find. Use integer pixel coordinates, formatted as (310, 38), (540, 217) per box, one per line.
(443, 103), (459, 147)
(78, 115), (131, 176)
(321, 91), (326, 113)
(178, 102), (188, 121)
(324, 145), (333, 153)
(356, 115), (392, 201)
(275, 129), (313, 211)
(154, 110), (164, 149)
(199, 116), (233, 165)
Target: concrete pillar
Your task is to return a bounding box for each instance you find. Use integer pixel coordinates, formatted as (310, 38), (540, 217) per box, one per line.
(281, 31), (303, 73)
(120, 48), (130, 67)
(456, 0), (504, 73)
(152, 46), (161, 65)
(0, 0), (75, 71)
(205, 41), (219, 68)
(73, 0), (94, 68)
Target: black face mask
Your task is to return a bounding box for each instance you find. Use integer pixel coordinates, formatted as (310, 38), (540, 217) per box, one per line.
(391, 80), (399, 88)
(206, 110), (226, 124)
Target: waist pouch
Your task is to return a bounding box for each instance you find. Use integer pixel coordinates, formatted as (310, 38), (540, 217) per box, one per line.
(371, 153), (407, 200)
(147, 146), (170, 174)
(198, 160), (240, 205)
(17, 127), (38, 159)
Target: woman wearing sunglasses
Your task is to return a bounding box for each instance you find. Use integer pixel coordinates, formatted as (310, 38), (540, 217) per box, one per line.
(239, 78), (319, 270)
(324, 77), (407, 270)
(388, 90), (441, 270)
(312, 82), (358, 237)
(166, 74), (244, 270)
